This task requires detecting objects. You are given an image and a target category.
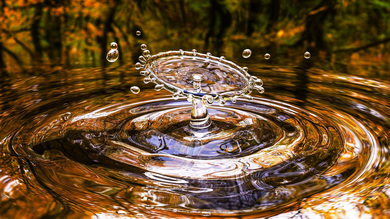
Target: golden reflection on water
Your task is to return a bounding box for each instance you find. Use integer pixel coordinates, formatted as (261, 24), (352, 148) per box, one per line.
(0, 64), (389, 218)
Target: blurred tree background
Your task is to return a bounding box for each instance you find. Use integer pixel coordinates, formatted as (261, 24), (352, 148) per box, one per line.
(0, 0), (389, 80)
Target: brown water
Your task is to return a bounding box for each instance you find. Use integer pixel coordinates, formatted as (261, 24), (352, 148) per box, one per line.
(0, 61), (390, 218)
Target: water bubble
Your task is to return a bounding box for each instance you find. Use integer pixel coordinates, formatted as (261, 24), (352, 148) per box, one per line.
(219, 56), (225, 62)
(154, 84), (164, 91)
(136, 30), (141, 36)
(206, 52), (211, 58)
(243, 67), (248, 72)
(143, 50), (150, 57)
(264, 53), (271, 60)
(140, 44), (147, 50)
(140, 71), (149, 76)
(179, 49), (184, 55)
(304, 51), (311, 59)
(242, 49), (252, 58)
(110, 42), (118, 49)
(192, 49), (197, 56)
(106, 49), (119, 62)
(202, 95), (214, 106)
(172, 91), (181, 100)
(130, 86), (140, 94)
(139, 55), (146, 63)
(135, 62), (143, 70)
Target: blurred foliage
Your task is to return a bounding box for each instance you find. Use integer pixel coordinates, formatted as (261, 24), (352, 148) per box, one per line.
(0, 0), (389, 79)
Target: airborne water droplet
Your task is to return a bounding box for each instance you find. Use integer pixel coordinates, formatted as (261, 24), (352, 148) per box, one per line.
(143, 50), (150, 57)
(179, 49), (184, 55)
(135, 62), (143, 70)
(304, 51), (311, 59)
(110, 42), (118, 49)
(130, 86), (140, 94)
(136, 30), (141, 36)
(140, 44), (147, 50)
(106, 49), (119, 62)
(242, 49), (252, 58)
(139, 56), (146, 63)
(192, 49), (197, 56)
(143, 77), (152, 84)
(264, 53), (271, 60)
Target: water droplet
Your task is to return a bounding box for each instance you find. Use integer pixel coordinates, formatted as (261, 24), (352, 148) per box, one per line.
(254, 78), (263, 87)
(172, 91), (181, 100)
(264, 53), (271, 60)
(154, 84), (164, 91)
(140, 44), (147, 50)
(179, 49), (184, 55)
(139, 56), (146, 63)
(130, 86), (140, 94)
(143, 50), (150, 57)
(243, 67), (248, 72)
(135, 62), (143, 70)
(192, 49), (197, 56)
(143, 77), (152, 84)
(110, 42), (118, 49)
(140, 71), (149, 76)
(136, 30), (141, 36)
(202, 95), (214, 106)
(242, 49), (252, 58)
(106, 49), (119, 62)
(187, 94), (193, 102)
(257, 86), (265, 94)
(206, 52), (211, 58)
(304, 51), (311, 59)
(244, 95), (253, 100)
(231, 96), (237, 103)
(219, 56), (225, 62)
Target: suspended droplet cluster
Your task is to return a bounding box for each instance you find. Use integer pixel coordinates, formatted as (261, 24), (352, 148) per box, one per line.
(106, 42), (119, 62)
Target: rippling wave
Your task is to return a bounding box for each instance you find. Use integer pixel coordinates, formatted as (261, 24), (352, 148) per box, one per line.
(0, 65), (389, 218)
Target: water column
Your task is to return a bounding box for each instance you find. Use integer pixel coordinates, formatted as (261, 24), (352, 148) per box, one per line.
(190, 74), (212, 129)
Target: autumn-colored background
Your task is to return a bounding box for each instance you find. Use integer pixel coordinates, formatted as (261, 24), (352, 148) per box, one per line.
(0, 0), (389, 79)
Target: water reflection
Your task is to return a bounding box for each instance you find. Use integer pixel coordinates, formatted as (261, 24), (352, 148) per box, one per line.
(0, 62), (389, 218)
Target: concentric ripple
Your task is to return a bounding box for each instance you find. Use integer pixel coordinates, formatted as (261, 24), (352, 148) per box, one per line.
(1, 65), (389, 218)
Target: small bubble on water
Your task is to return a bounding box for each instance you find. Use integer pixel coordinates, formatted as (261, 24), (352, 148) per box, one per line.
(140, 44), (147, 50)
(304, 51), (311, 59)
(231, 96), (237, 103)
(202, 95), (214, 106)
(130, 86), (140, 94)
(136, 30), (141, 36)
(143, 49), (150, 57)
(106, 49), (119, 62)
(192, 49), (197, 56)
(264, 53), (271, 60)
(110, 42), (118, 49)
(255, 86), (265, 94)
(242, 49), (252, 58)
(154, 84), (164, 91)
(135, 62), (143, 70)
